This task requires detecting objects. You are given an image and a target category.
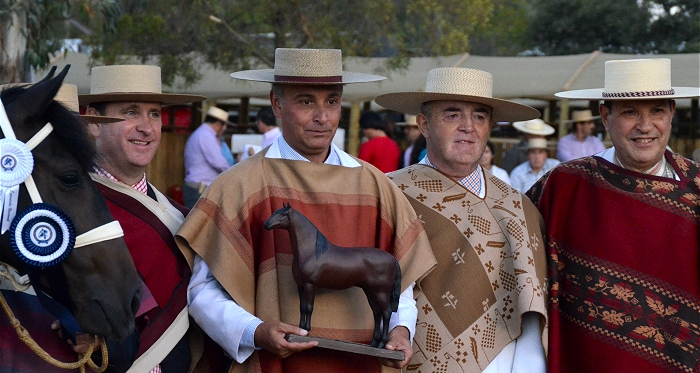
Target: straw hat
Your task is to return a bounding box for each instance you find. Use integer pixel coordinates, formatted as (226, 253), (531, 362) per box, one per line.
(556, 58), (700, 100)
(374, 67), (540, 122)
(206, 106), (232, 124)
(512, 119), (555, 136)
(55, 84), (122, 123)
(395, 114), (418, 127)
(231, 48), (385, 84)
(527, 138), (549, 150)
(566, 109), (600, 124)
(79, 65), (205, 105)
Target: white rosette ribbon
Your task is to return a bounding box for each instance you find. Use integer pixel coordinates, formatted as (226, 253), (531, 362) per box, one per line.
(0, 138), (34, 234)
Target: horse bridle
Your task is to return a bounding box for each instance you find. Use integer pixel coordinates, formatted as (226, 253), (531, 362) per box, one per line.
(0, 98), (124, 342)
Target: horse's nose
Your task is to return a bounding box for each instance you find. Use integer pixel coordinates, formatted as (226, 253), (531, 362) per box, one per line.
(264, 222), (273, 230)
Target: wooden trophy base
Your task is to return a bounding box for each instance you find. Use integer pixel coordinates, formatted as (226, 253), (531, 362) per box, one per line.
(285, 334), (406, 361)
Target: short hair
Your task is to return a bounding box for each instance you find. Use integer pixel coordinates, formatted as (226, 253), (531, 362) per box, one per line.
(271, 84), (285, 105)
(603, 99), (675, 112)
(256, 107), (276, 127)
(359, 111), (385, 131)
(420, 101), (434, 118)
(88, 102), (110, 116)
(204, 115), (221, 124)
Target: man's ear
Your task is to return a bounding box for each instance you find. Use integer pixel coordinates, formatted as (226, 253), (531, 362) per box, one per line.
(416, 114), (430, 138)
(87, 122), (100, 139)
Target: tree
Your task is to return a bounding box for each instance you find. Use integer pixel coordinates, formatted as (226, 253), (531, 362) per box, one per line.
(81, 0), (496, 86)
(526, 0), (650, 55)
(469, 0), (530, 56)
(0, 0), (121, 83)
(645, 0), (700, 53)
(525, 0), (700, 55)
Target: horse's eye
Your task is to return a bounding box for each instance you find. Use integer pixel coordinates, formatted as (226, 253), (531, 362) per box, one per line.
(60, 173), (80, 187)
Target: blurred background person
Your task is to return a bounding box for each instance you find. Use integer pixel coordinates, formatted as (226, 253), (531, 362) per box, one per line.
(257, 106), (281, 148)
(480, 140), (511, 185)
(502, 118), (555, 173)
(557, 109), (606, 161)
(183, 105), (233, 208)
(396, 114), (422, 168)
(358, 110), (401, 173)
(511, 138), (559, 193)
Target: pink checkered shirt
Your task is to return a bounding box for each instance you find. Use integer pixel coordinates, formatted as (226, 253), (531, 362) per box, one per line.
(424, 156), (482, 195)
(93, 166), (148, 195)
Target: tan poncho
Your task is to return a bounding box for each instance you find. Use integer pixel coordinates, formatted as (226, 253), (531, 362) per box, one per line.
(176, 150), (436, 373)
(389, 165), (548, 372)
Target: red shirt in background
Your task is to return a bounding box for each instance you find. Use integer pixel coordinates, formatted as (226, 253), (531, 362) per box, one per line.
(358, 136), (401, 173)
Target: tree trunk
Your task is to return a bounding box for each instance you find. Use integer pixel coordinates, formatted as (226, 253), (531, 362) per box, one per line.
(0, 2), (28, 83)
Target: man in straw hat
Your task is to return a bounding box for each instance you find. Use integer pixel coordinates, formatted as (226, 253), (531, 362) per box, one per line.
(175, 48), (436, 372)
(375, 67), (549, 373)
(510, 137), (559, 193)
(502, 117), (555, 173)
(555, 109), (606, 162)
(183, 105), (234, 209)
(528, 58), (700, 373)
(80, 65), (224, 373)
(396, 114), (422, 168)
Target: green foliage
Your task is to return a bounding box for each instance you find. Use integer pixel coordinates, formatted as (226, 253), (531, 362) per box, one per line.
(645, 0), (700, 53)
(469, 0), (530, 55)
(526, 0), (700, 55)
(80, 0), (499, 86)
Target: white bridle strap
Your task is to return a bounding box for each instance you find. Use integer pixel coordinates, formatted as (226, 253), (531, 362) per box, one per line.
(23, 175), (43, 204)
(25, 123), (53, 151)
(0, 99), (15, 140)
(74, 220), (124, 248)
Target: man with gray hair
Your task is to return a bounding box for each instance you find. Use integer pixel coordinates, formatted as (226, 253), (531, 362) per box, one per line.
(176, 48), (436, 372)
(376, 67), (549, 373)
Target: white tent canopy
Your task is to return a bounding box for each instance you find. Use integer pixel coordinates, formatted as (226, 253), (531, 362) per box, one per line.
(34, 51), (699, 104)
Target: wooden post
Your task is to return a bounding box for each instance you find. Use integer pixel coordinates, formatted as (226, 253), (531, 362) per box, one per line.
(348, 102), (361, 156)
(558, 100), (569, 139)
(239, 97), (250, 126)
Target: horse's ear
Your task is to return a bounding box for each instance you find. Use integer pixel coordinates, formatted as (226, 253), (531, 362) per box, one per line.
(5, 65), (70, 128)
(283, 202), (289, 208)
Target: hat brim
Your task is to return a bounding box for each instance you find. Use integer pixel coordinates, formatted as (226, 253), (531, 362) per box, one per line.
(555, 87), (700, 100)
(512, 121), (555, 136)
(374, 92), (541, 122)
(79, 92), (206, 106)
(79, 115), (123, 124)
(565, 115), (601, 124)
(395, 122), (418, 127)
(230, 69), (385, 84)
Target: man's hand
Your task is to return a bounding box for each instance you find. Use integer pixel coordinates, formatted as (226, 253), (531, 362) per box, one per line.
(379, 326), (413, 369)
(253, 320), (318, 358)
(51, 320), (101, 354)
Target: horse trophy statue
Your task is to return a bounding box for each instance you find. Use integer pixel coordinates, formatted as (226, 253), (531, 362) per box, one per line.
(0, 66), (141, 371)
(264, 202), (402, 351)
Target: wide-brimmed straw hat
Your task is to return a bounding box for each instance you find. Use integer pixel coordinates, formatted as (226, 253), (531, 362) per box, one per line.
(374, 67), (540, 122)
(55, 84), (122, 123)
(513, 119), (555, 136)
(556, 58), (700, 100)
(206, 106), (232, 124)
(79, 65), (205, 105)
(231, 48), (385, 84)
(566, 109), (600, 124)
(527, 138), (549, 150)
(395, 114), (418, 127)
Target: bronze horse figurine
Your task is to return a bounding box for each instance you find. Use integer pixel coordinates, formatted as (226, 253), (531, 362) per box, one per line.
(264, 202), (401, 348)
(0, 66), (140, 342)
